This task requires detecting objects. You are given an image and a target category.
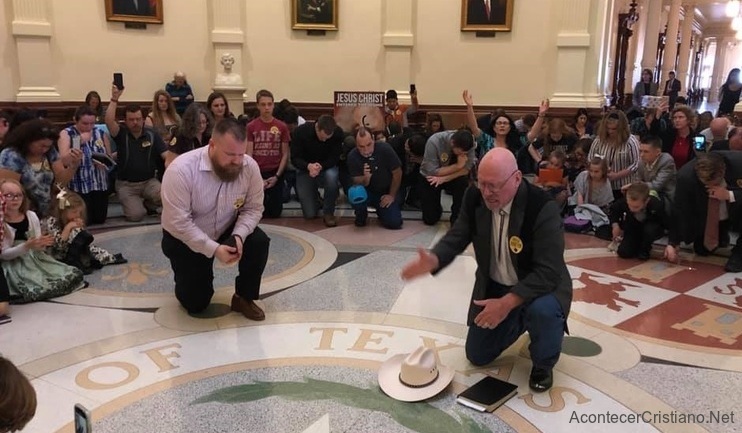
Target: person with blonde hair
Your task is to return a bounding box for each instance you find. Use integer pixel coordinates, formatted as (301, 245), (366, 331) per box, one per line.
(587, 110), (639, 199)
(145, 89), (181, 142)
(0, 179), (84, 304)
(0, 355), (37, 432)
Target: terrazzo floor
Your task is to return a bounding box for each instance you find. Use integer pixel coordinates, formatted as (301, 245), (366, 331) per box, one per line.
(2, 206), (741, 433)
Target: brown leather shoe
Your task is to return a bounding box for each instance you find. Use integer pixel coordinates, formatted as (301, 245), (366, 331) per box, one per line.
(230, 294), (265, 321)
(323, 214), (337, 227)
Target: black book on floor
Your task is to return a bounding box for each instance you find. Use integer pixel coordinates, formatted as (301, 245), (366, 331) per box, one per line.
(456, 375), (518, 412)
(0, 315), (11, 325)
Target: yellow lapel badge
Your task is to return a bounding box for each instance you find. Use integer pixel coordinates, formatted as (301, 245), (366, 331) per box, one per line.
(509, 236), (523, 254)
(233, 196), (245, 209)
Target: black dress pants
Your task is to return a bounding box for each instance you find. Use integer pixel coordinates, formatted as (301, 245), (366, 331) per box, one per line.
(617, 219), (664, 258)
(418, 175), (468, 225)
(161, 227), (270, 314)
(80, 190), (110, 225)
(261, 171), (284, 219)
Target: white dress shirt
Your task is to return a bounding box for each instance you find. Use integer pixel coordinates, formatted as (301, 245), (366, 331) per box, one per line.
(490, 202), (519, 286)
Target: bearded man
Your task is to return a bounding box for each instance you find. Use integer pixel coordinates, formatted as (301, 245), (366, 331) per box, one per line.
(161, 118), (270, 321)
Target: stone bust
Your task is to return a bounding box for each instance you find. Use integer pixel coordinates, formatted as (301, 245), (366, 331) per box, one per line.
(216, 53), (242, 86)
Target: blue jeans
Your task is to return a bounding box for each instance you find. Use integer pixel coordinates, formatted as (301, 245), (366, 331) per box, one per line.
(351, 188), (403, 230)
(295, 167), (340, 219)
(465, 280), (565, 370)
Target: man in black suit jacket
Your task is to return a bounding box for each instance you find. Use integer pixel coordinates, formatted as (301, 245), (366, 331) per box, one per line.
(467, 0), (507, 25)
(710, 127), (742, 152)
(665, 151), (742, 272)
(663, 71), (681, 108)
(401, 148), (572, 392)
(113, 0), (152, 16)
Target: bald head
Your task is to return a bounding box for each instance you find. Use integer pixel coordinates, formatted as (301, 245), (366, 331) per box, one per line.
(477, 148), (522, 210)
(479, 147), (517, 176)
(710, 117), (730, 140)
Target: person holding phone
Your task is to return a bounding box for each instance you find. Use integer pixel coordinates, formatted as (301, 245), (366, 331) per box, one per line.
(106, 83), (168, 222)
(384, 87), (419, 127)
(58, 106), (114, 225)
(650, 102), (698, 170)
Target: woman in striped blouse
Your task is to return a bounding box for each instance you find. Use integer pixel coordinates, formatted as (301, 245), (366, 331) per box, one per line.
(588, 111), (639, 199)
(58, 106), (114, 224)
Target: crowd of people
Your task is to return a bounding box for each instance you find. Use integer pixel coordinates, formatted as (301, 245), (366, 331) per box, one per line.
(1, 68), (742, 403)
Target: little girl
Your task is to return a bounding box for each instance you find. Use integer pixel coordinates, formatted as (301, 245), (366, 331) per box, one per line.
(42, 190), (126, 274)
(0, 179), (84, 303)
(573, 157), (614, 210)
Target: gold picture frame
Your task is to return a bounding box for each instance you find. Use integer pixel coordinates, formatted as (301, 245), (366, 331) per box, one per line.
(292, 0), (338, 31)
(461, 0), (514, 32)
(105, 0), (163, 24)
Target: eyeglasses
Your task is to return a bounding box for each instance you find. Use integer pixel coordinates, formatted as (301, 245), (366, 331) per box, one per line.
(3, 193), (23, 200)
(494, 120), (510, 126)
(477, 170), (517, 193)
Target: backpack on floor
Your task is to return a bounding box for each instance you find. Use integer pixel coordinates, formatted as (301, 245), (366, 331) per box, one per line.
(563, 215), (592, 233)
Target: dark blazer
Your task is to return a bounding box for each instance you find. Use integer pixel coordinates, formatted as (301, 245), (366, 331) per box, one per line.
(670, 151), (742, 245)
(431, 181), (572, 326)
(467, 0), (507, 25)
(609, 195), (667, 230)
(664, 78), (681, 106)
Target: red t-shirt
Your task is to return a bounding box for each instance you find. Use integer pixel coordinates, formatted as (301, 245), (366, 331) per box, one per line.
(246, 118), (290, 173)
(671, 135), (692, 169)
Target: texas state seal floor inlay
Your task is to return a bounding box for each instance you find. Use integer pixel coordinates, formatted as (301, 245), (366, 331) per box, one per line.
(2, 222), (740, 433)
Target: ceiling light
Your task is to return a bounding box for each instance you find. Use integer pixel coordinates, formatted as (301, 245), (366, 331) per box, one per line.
(727, 0), (741, 18)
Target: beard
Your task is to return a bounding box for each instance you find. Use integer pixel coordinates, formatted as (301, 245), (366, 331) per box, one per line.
(210, 155), (242, 182)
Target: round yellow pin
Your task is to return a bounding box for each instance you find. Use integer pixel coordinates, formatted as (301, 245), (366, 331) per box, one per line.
(509, 236), (523, 254)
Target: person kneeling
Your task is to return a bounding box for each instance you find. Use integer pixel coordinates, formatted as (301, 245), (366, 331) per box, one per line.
(161, 118), (270, 319)
(401, 148), (572, 392)
(609, 182), (666, 260)
(347, 127), (403, 229)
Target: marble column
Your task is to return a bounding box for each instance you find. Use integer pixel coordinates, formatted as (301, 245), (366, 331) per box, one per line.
(624, 2), (644, 94)
(676, 5), (695, 96)
(552, 0), (615, 108)
(382, 0), (414, 104)
(626, 0), (649, 92)
(11, 0), (60, 101)
(209, 0), (246, 115)
(639, 0), (662, 75)
(660, 0), (682, 84)
(709, 40), (726, 103)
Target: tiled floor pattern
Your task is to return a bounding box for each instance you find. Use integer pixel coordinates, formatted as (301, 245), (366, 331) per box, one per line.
(2, 216), (740, 433)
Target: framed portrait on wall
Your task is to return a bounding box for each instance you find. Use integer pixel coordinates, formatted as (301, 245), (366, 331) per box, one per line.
(105, 0), (164, 24)
(292, 0), (338, 31)
(461, 0), (514, 32)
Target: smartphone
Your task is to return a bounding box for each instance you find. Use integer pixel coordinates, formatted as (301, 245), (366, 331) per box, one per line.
(72, 135), (81, 150)
(74, 404), (92, 433)
(113, 72), (124, 90)
(693, 136), (706, 151)
(410, 84), (416, 94)
(223, 235), (238, 249)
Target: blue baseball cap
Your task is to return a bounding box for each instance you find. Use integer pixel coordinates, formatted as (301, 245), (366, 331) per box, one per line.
(348, 185), (368, 205)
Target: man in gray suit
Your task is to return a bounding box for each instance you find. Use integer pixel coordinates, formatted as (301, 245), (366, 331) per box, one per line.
(624, 135), (676, 215)
(401, 148), (572, 392)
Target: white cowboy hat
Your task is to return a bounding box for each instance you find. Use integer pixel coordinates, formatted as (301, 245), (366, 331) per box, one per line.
(378, 346), (455, 402)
